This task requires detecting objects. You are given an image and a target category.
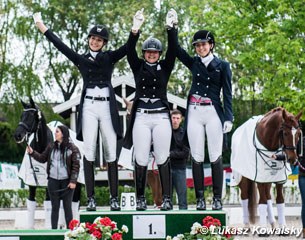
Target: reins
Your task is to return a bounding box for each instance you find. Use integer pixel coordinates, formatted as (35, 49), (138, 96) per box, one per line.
(49, 187), (72, 199)
(25, 137), (39, 186)
(20, 108), (43, 186)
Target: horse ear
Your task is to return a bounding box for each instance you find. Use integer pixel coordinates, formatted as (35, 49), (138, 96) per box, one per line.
(282, 109), (288, 121)
(29, 97), (35, 108)
(20, 100), (27, 109)
(295, 111), (303, 121)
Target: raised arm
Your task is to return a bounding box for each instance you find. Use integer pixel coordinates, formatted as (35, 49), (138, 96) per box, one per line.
(171, 10), (193, 70)
(127, 9), (145, 71)
(33, 12), (79, 65)
(162, 9), (178, 70)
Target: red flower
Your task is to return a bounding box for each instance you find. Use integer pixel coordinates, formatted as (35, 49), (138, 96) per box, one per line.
(202, 216), (222, 228)
(86, 223), (98, 233)
(92, 230), (102, 239)
(68, 219), (79, 230)
(100, 217), (117, 229)
(112, 233), (122, 240)
(224, 232), (232, 239)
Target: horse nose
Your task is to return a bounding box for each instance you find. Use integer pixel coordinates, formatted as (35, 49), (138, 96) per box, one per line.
(14, 132), (22, 142)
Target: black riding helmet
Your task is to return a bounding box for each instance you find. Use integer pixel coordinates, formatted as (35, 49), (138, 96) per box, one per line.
(142, 37), (163, 55)
(88, 25), (109, 43)
(192, 30), (215, 50)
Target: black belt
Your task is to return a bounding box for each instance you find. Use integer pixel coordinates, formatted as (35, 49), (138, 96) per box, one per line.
(189, 102), (213, 106)
(137, 109), (169, 114)
(85, 96), (110, 101)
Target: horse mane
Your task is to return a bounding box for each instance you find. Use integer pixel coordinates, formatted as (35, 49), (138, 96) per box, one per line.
(263, 107), (284, 118)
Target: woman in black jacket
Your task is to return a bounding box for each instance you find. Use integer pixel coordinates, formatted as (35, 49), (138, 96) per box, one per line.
(33, 12), (127, 211)
(123, 9), (178, 211)
(176, 26), (233, 210)
(27, 125), (80, 229)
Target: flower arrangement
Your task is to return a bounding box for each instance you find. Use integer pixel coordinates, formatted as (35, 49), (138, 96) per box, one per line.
(64, 216), (128, 240)
(166, 216), (233, 240)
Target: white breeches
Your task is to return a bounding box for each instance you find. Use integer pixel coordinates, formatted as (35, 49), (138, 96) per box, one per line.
(133, 112), (171, 166)
(187, 105), (223, 163)
(82, 87), (116, 163)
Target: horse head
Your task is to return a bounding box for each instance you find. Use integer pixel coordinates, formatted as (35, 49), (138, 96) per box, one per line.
(256, 107), (302, 164)
(14, 97), (43, 144)
(280, 109), (302, 164)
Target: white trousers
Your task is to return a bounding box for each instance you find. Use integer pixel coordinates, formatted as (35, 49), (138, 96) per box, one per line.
(133, 112), (171, 166)
(82, 97), (117, 163)
(187, 105), (223, 163)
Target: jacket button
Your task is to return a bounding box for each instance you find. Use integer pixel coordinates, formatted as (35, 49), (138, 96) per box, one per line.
(206, 85), (209, 88)
(197, 83), (200, 85)
(152, 95), (155, 97)
(197, 74), (200, 76)
(153, 87), (156, 89)
(154, 79), (156, 81)
(207, 77), (210, 80)
(143, 94), (146, 97)
(196, 91), (198, 94)
(143, 86), (145, 89)
(142, 78), (145, 81)
(204, 94), (207, 96)
(89, 69), (92, 72)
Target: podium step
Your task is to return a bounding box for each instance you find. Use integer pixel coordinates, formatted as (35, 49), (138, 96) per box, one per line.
(80, 209), (227, 239)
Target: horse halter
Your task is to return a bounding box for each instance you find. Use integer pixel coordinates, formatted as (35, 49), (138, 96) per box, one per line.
(18, 108), (42, 141)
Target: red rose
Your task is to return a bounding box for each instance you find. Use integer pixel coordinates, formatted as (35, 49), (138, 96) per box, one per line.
(92, 230), (102, 239)
(100, 217), (117, 229)
(87, 223), (98, 233)
(100, 217), (112, 226)
(68, 219), (79, 230)
(112, 233), (122, 240)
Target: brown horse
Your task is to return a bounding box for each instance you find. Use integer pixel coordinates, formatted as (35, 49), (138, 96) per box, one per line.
(231, 107), (302, 229)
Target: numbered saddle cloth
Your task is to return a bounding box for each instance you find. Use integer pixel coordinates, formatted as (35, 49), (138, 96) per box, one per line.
(230, 115), (289, 184)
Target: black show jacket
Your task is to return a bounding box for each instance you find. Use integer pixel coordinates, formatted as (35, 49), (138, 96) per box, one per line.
(123, 28), (178, 149)
(44, 29), (127, 141)
(176, 44), (233, 128)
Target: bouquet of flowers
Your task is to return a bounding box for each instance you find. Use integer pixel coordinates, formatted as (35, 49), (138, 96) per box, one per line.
(64, 216), (128, 240)
(166, 216), (233, 240)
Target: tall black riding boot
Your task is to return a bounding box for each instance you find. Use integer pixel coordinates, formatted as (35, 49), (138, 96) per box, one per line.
(108, 160), (120, 211)
(158, 158), (173, 211)
(192, 157), (206, 210)
(211, 156), (223, 210)
(84, 157), (96, 211)
(135, 162), (148, 211)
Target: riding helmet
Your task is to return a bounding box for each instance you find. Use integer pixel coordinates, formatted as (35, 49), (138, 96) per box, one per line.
(88, 25), (109, 42)
(192, 30), (215, 49)
(142, 37), (163, 54)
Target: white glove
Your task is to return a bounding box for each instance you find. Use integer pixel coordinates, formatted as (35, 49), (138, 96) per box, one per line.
(166, 8), (178, 28)
(33, 12), (43, 24)
(131, 8), (144, 32)
(223, 121), (233, 133)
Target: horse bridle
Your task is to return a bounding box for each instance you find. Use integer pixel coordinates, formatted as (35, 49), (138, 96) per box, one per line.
(18, 108), (42, 138)
(253, 121), (301, 170)
(18, 108), (42, 186)
(279, 123), (301, 152)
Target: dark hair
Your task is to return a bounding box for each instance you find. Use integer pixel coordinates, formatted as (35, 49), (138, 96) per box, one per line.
(55, 125), (70, 153)
(171, 109), (182, 117)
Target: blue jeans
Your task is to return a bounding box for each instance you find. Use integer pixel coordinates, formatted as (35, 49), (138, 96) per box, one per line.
(171, 168), (187, 209)
(299, 175), (305, 228)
